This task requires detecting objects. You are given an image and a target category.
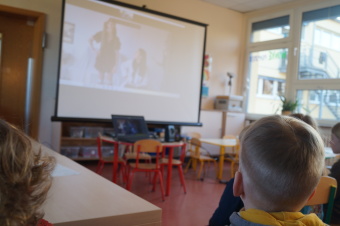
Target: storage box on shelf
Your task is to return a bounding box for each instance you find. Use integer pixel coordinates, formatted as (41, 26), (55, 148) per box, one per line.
(58, 121), (113, 161)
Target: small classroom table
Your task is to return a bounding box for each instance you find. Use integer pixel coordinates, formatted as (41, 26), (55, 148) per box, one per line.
(36, 141), (161, 226)
(100, 136), (186, 196)
(200, 138), (238, 181)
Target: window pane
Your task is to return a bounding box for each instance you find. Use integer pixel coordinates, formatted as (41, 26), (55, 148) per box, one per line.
(247, 49), (288, 115)
(297, 90), (340, 120)
(251, 16), (290, 43)
(299, 6), (340, 80)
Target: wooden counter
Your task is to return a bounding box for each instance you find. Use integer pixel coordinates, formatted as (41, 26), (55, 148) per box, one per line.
(37, 142), (161, 226)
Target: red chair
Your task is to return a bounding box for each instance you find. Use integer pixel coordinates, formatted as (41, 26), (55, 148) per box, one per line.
(96, 135), (126, 184)
(160, 143), (187, 194)
(126, 139), (165, 201)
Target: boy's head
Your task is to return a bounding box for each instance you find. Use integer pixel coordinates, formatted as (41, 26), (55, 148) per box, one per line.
(331, 122), (340, 154)
(234, 115), (324, 212)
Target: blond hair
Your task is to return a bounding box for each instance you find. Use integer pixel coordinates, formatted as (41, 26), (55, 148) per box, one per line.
(0, 119), (55, 225)
(240, 115), (324, 211)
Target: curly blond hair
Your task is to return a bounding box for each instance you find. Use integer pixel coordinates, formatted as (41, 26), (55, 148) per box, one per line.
(0, 119), (55, 225)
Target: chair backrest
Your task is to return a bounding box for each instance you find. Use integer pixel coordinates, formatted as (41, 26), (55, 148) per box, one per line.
(189, 137), (202, 157)
(305, 176), (337, 224)
(133, 139), (163, 167)
(187, 132), (201, 139)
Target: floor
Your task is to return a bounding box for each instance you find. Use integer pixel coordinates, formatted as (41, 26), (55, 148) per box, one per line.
(81, 160), (233, 226)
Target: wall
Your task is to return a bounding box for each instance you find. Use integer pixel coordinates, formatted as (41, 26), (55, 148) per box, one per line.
(0, 0), (245, 149)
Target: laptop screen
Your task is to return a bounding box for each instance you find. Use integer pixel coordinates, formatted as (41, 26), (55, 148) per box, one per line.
(111, 115), (150, 138)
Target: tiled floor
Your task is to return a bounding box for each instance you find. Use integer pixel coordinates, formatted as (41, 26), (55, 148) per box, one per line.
(81, 160), (233, 226)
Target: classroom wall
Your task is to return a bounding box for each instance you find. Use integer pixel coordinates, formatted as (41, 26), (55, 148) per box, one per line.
(0, 0), (245, 148)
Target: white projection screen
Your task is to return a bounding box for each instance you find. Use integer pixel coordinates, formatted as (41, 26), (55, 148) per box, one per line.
(54, 0), (207, 125)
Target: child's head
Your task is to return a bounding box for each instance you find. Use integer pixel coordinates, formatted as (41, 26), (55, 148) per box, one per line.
(0, 119), (55, 225)
(331, 122), (340, 154)
(234, 115), (324, 212)
(289, 113), (319, 131)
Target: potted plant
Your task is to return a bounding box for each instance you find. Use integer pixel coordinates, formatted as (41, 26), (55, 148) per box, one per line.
(280, 96), (298, 115)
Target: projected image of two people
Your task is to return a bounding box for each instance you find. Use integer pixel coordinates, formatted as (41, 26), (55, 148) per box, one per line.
(61, 16), (159, 91)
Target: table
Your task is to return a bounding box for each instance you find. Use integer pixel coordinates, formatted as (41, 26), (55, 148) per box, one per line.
(37, 142), (161, 225)
(99, 135), (121, 183)
(200, 138), (237, 181)
(99, 136), (185, 196)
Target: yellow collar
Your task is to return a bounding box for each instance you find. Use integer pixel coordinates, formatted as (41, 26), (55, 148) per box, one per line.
(240, 208), (324, 225)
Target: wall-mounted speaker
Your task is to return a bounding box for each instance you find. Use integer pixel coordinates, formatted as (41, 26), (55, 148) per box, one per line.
(165, 125), (176, 142)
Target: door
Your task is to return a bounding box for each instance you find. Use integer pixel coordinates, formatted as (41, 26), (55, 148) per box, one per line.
(0, 5), (45, 138)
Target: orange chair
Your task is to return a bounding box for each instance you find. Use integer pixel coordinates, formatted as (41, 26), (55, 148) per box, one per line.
(304, 176), (337, 224)
(185, 137), (217, 180)
(96, 135), (127, 184)
(160, 143), (187, 194)
(126, 139), (165, 201)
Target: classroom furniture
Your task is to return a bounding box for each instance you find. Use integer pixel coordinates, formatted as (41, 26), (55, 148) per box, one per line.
(37, 141), (162, 225)
(200, 138), (238, 181)
(96, 135), (126, 184)
(161, 142), (187, 196)
(185, 137), (217, 180)
(53, 121), (114, 161)
(222, 135), (240, 178)
(305, 176), (337, 224)
(160, 142), (187, 193)
(127, 139), (165, 201)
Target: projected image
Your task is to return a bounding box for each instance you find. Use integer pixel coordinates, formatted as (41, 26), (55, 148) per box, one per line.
(60, 1), (173, 95)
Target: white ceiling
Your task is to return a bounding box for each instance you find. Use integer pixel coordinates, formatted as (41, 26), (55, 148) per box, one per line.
(202, 0), (300, 13)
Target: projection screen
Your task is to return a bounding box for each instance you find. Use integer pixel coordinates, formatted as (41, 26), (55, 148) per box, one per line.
(54, 0), (207, 125)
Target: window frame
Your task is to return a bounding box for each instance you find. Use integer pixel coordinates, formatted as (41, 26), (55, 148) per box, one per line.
(243, 0), (340, 126)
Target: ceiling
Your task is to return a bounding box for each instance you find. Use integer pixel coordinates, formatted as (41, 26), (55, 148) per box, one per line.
(202, 0), (300, 13)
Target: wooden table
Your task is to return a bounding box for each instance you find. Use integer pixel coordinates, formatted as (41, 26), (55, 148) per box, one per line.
(37, 142), (161, 226)
(200, 138), (237, 181)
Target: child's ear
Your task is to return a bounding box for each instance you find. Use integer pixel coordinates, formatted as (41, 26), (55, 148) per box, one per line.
(233, 171), (244, 197)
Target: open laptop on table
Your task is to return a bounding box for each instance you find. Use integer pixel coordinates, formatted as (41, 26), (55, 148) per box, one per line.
(111, 115), (150, 143)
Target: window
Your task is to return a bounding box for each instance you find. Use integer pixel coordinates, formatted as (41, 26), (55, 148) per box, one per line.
(257, 76), (286, 97)
(297, 90), (340, 120)
(245, 3), (340, 123)
(251, 16), (290, 43)
(247, 49), (288, 115)
(299, 6), (340, 80)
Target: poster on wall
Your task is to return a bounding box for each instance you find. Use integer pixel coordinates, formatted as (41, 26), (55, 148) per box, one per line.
(202, 54), (212, 97)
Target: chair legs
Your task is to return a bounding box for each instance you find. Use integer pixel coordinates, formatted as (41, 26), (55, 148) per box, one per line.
(128, 169), (165, 201)
(96, 161), (104, 174)
(177, 165), (187, 193)
(197, 161), (204, 180)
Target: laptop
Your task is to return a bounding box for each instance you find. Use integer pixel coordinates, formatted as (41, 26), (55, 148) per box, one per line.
(111, 115), (150, 143)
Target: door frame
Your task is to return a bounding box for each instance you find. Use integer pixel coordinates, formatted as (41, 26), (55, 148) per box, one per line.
(0, 4), (45, 139)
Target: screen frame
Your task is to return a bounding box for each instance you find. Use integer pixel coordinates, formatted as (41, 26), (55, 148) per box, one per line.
(52, 0), (207, 126)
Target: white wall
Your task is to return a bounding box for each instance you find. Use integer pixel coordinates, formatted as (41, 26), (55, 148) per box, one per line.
(0, 0), (245, 149)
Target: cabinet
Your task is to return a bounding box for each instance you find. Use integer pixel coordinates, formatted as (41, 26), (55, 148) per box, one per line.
(52, 121), (113, 161)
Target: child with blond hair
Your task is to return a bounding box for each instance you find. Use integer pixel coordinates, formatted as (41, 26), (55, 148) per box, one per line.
(230, 115), (326, 225)
(0, 119), (55, 225)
